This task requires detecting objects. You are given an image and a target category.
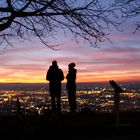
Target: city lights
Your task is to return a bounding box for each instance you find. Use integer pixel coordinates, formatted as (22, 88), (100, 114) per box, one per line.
(0, 83), (139, 115)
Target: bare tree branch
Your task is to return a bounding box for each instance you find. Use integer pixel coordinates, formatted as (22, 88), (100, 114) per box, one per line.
(0, 0), (124, 48)
(115, 0), (140, 31)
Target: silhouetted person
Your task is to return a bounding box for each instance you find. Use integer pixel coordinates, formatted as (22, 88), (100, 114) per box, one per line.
(66, 63), (77, 113)
(46, 60), (64, 112)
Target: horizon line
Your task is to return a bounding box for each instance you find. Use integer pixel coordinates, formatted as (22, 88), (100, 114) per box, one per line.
(0, 81), (140, 84)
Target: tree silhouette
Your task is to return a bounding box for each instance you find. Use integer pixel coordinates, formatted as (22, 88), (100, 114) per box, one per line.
(115, 0), (140, 32)
(0, 0), (123, 48)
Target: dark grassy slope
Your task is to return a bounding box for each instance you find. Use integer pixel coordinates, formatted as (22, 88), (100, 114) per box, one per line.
(0, 111), (140, 139)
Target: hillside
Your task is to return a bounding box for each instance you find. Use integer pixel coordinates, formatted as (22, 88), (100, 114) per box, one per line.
(1, 110), (140, 139)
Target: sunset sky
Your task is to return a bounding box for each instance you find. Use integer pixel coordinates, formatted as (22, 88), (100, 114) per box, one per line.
(0, 14), (140, 83)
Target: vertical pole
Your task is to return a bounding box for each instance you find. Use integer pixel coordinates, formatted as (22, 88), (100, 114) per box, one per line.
(109, 80), (123, 133)
(114, 91), (120, 132)
(16, 97), (20, 115)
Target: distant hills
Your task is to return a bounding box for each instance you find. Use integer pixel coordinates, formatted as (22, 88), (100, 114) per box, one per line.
(0, 81), (139, 91)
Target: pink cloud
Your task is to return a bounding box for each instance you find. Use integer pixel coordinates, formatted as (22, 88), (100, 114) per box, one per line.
(102, 46), (140, 54)
(0, 32), (140, 83)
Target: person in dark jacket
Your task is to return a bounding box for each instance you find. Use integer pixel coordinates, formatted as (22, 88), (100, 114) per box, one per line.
(46, 60), (64, 112)
(66, 63), (77, 113)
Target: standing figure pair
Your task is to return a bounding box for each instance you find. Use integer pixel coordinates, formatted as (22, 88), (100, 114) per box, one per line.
(46, 61), (77, 113)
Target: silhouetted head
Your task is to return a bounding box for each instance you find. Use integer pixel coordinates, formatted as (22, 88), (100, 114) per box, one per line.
(52, 60), (57, 66)
(68, 63), (76, 68)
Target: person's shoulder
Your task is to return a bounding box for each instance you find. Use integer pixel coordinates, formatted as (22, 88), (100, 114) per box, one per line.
(47, 66), (52, 71)
(47, 65), (51, 69)
(59, 68), (63, 71)
(49, 65), (53, 68)
(74, 68), (77, 72)
(59, 68), (64, 74)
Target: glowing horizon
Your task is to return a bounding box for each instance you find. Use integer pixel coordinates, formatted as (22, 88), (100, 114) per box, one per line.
(0, 40), (140, 84)
(0, 16), (140, 84)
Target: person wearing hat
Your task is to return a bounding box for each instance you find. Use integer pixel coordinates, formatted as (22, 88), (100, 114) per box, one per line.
(46, 60), (64, 112)
(66, 63), (77, 113)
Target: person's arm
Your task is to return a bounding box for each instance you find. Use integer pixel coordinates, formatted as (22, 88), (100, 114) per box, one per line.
(60, 69), (64, 81)
(46, 69), (50, 81)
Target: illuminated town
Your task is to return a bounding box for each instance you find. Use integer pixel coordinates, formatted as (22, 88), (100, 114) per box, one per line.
(0, 82), (140, 115)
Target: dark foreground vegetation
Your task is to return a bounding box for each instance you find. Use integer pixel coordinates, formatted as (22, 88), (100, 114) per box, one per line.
(1, 110), (140, 139)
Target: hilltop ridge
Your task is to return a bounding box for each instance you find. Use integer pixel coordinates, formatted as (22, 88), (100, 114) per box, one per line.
(1, 111), (140, 139)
